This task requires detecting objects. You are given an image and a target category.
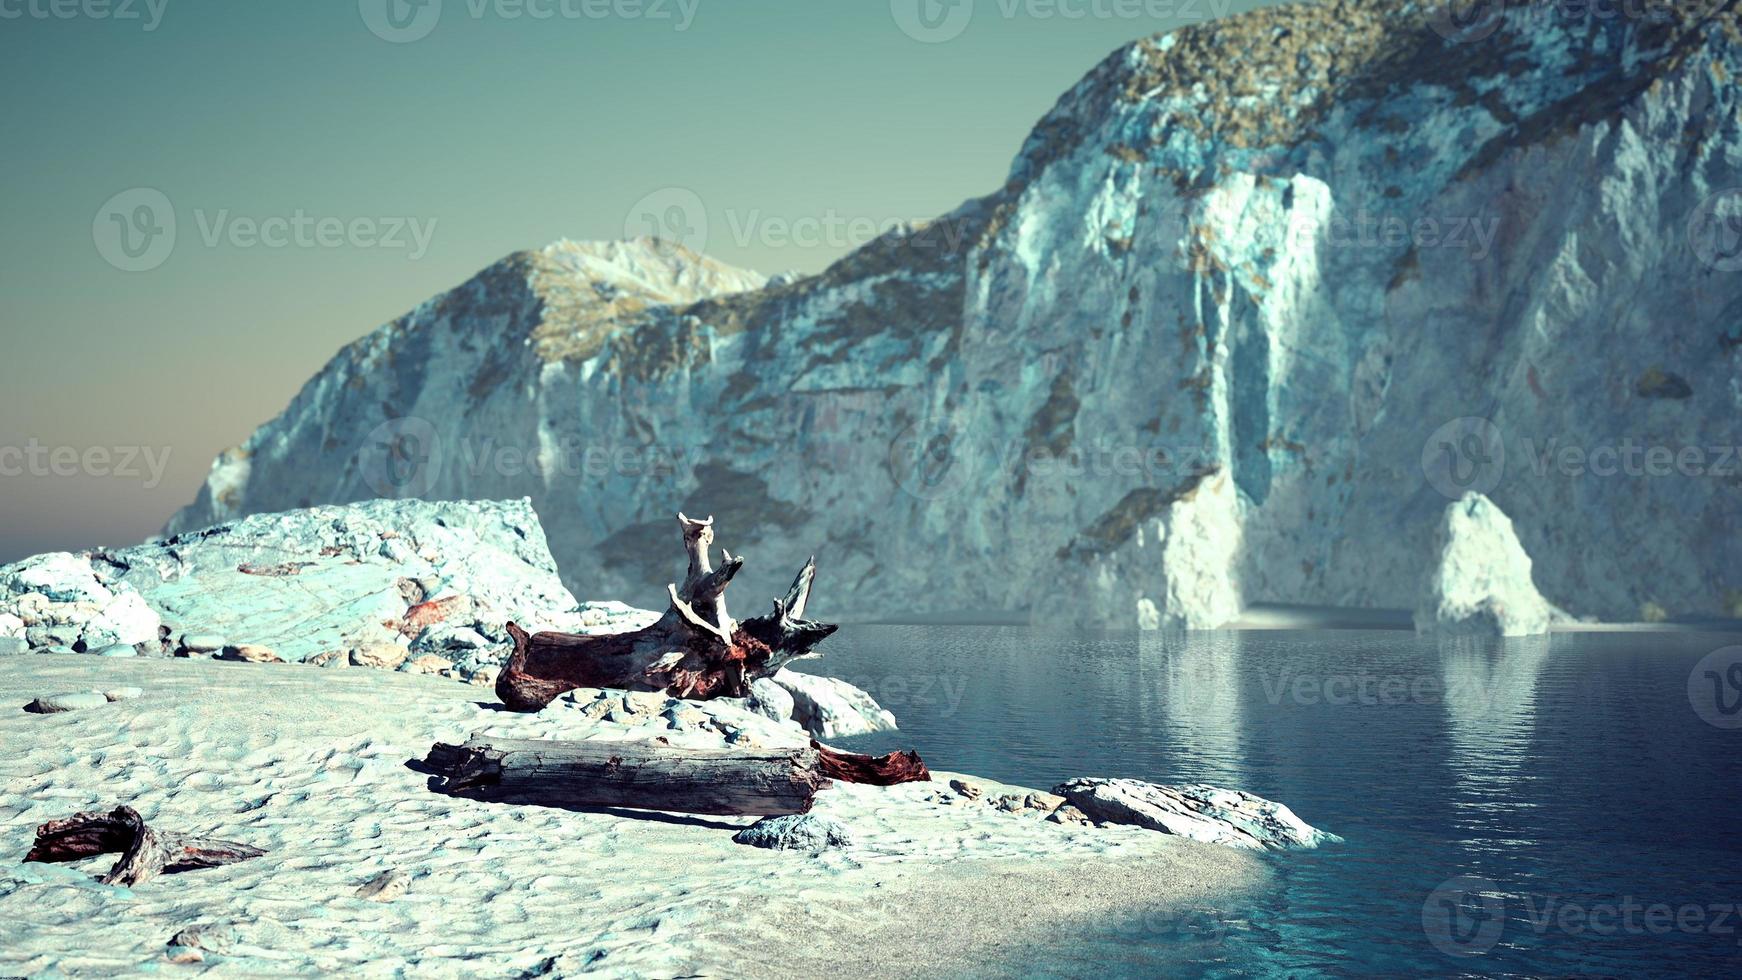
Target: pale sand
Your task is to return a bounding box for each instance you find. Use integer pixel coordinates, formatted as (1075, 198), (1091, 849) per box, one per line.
(0, 657), (1267, 978)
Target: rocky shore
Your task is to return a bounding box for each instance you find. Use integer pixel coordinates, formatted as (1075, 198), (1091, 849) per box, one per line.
(2, 498), (1338, 976)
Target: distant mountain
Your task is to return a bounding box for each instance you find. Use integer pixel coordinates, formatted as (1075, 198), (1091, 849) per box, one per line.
(171, 0), (1742, 627)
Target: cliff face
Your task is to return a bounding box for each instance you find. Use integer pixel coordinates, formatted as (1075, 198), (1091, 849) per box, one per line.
(171, 1), (1742, 627)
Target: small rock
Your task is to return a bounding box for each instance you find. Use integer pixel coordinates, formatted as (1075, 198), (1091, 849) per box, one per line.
(26, 692), (109, 713)
(307, 649), (349, 668)
(0, 612), (23, 636)
(25, 625), (79, 649)
(402, 654), (454, 675)
(379, 538), (414, 562)
(732, 814), (853, 851)
(219, 644), (284, 664)
(104, 687), (144, 702)
(355, 869), (411, 902)
(167, 922), (237, 955)
(44, 645), (76, 657)
(95, 644), (138, 658)
(0, 637), (28, 657)
(1047, 803), (1092, 826)
(949, 778), (983, 801)
(179, 633), (228, 655)
(350, 644), (409, 670)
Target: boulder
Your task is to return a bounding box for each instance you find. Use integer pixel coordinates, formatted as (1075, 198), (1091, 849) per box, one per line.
(1415, 493), (1556, 637)
(0, 554), (161, 651)
(178, 633), (228, 654)
(1052, 778), (1339, 851)
(770, 670), (897, 739)
(732, 814), (853, 851)
(724, 677), (796, 726)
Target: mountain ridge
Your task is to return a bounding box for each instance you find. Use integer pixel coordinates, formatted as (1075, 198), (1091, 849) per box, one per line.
(171, 0), (1742, 627)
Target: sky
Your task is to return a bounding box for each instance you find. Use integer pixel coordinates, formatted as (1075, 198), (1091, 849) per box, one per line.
(0, 0), (1274, 563)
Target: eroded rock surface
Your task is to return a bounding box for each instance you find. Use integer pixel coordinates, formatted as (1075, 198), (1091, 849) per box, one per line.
(1053, 778), (1339, 851)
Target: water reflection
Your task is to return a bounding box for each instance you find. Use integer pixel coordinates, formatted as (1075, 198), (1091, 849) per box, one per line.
(820, 626), (1742, 976)
(1438, 634), (1554, 813)
(1136, 630), (1249, 788)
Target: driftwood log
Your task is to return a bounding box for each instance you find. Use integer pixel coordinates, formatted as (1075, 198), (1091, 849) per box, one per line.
(24, 806), (265, 887)
(498, 513), (838, 712)
(423, 737), (930, 816)
(424, 737), (827, 815)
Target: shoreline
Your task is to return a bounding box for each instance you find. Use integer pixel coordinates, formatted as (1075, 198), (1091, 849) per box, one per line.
(0, 656), (1269, 976)
(856, 603), (1742, 635)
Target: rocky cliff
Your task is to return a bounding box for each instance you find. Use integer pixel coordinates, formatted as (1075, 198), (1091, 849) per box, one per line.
(170, 1), (1742, 627)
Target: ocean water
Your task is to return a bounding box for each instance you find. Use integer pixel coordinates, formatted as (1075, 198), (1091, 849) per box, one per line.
(820, 626), (1742, 978)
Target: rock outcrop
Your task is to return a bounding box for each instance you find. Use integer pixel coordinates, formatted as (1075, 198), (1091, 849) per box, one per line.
(0, 498), (901, 732)
(168, 3), (1742, 627)
(1053, 778), (1339, 851)
(98, 498), (580, 676)
(1415, 493), (1557, 637)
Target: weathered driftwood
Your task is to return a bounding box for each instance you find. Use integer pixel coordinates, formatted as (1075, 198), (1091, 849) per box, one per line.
(423, 737), (829, 815)
(422, 737), (932, 815)
(812, 741), (931, 786)
(25, 806), (265, 887)
(497, 513), (838, 712)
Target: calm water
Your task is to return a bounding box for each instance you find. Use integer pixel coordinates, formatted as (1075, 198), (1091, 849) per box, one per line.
(818, 626), (1742, 978)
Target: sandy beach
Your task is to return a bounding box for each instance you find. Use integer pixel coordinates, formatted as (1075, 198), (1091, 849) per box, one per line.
(1, 656), (1267, 978)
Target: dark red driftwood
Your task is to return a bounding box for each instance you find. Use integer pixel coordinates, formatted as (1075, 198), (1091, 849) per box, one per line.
(25, 806), (265, 887)
(813, 741), (931, 786)
(498, 513), (839, 711)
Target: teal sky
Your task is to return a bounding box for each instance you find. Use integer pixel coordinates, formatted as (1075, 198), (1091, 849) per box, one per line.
(0, 0), (1274, 562)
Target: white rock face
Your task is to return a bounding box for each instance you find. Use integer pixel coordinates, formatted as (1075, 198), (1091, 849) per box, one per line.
(167, 5), (1742, 627)
(1053, 778), (1339, 851)
(772, 669), (899, 739)
(1415, 493), (1556, 637)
